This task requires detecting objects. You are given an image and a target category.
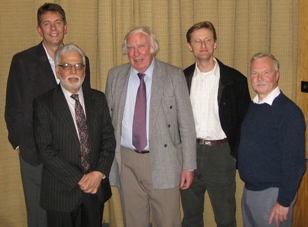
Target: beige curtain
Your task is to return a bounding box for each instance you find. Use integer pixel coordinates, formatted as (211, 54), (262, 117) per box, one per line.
(0, 0), (299, 226)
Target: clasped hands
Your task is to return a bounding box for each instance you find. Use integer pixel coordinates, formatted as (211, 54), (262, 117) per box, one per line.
(78, 171), (104, 194)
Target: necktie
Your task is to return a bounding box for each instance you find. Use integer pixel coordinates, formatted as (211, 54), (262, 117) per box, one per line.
(71, 94), (90, 172)
(132, 73), (147, 152)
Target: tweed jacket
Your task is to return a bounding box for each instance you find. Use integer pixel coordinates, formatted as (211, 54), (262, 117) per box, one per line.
(106, 59), (197, 189)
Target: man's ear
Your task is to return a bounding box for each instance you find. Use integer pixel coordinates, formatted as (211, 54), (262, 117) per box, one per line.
(36, 25), (43, 38)
(55, 66), (60, 79)
(187, 42), (193, 52)
(275, 71), (280, 82)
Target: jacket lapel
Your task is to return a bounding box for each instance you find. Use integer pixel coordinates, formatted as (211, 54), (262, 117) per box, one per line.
(117, 67), (131, 129)
(53, 86), (80, 144)
(35, 42), (58, 87)
(149, 60), (166, 139)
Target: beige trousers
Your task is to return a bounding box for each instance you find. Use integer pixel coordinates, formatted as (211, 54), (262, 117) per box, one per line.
(119, 146), (181, 227)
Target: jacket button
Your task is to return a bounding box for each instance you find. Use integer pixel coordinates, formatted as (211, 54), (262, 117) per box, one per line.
(164, 144), (167, 147)
(170, 106), (173, 109)
(168, 124), (170, 127)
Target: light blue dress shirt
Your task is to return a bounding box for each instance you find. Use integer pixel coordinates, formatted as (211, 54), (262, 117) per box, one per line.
(120, 59), (154, 150)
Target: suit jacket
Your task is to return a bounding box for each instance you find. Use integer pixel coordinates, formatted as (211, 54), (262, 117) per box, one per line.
(106, 59), (196, 189)
(5, 42), (91, 166)
(33, 85), (116, 212)
(184, 59), (251, 159)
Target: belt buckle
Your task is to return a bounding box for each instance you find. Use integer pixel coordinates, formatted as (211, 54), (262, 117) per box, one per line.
(204, 140), (211, 146)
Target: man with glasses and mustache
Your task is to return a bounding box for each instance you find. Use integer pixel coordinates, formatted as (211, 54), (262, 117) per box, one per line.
(238, 53), (306, 227)
(33, 44), (115, 227)
(5, 3), (91, 226)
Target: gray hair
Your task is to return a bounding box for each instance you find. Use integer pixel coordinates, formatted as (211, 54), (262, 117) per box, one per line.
(122, 26), (159, 56)
(55, 43), (86, 66)
(250, 52), (280, 72)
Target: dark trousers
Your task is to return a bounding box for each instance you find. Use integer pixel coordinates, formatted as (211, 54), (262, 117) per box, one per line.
(46, 193), (104, 227)
(19, 154), (47, 227)
(181, 143), (236, 227)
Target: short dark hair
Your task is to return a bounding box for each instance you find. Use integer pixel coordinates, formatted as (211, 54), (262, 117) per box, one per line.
(186, 21), (217, 43)
(37, 3), (66, 26)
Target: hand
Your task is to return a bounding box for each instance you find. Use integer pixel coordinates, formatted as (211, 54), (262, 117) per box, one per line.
(78, 171), (104, 194)
(180, 169), (194, 190)
(269, 202), (289, 226)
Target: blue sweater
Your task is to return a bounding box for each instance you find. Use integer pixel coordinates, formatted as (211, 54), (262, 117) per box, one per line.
(238, 92), (306, 207)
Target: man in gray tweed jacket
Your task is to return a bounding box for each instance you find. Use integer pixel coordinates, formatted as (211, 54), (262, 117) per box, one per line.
(106, 25), (196, 227)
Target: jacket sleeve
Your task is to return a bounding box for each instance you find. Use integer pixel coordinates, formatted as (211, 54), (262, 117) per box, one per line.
(5, 55), (27, 149)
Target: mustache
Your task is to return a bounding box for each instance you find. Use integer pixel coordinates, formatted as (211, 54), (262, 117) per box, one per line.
(67, 75), (80, 80)
(253, 81), (269, 87)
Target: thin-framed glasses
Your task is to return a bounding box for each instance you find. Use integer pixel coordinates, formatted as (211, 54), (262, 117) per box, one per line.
(58, 63), (85, 71)
(192, 38), (214, 46)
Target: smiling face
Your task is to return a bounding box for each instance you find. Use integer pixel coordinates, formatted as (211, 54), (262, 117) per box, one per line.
(250, 56), (280, 101)
(56, 51), (85, 94)
(187, 28), (217, 62)
(126, 32), (154, 73)
(36, 11), (67, 48)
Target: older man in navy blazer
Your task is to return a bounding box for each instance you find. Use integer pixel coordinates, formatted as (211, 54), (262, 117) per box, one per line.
(106, 26), (196, 227)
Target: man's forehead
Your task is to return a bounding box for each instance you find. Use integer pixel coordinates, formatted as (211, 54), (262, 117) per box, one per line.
(61, 52), (82, 61)
(40, 12), (63, 21)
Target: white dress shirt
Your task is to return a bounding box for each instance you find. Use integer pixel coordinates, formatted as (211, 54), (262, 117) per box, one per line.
(190, 58), (226, 140)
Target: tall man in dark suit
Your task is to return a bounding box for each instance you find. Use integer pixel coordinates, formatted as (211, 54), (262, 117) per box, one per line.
(33, 43), (115, 227)
(5, 3), (90, 226)
(180, 21), (251, 227)
(106, 26), (196, 227)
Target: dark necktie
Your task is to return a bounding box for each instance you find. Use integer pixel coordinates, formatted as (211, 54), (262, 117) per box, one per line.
(71, 94), (90, 172)
(132, 73), (147, 152)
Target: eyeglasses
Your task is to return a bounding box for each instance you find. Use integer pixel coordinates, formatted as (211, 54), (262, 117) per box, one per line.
(192, 38), (214, 46)
(58, 63), (85, 71)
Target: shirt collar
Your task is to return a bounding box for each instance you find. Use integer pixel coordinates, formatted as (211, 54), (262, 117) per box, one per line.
(42, 43), (53, 62)
(253, 86), (280, 105)
(131, 58), (155, 80)
(60, 84), (84, 100)
(194, 57), (219, 77)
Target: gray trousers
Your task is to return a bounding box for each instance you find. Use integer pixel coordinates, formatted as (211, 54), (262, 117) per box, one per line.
(241, 187), (296, 227)
(19, 155), (47, 227)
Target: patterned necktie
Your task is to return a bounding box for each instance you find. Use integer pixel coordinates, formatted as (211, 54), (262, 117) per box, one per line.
(132, 73), (147, 152)
(71, 94), (90, 172)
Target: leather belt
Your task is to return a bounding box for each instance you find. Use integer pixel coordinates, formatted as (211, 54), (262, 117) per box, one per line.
(196, 138), (228, 147)
(134, 150), (149, 154)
